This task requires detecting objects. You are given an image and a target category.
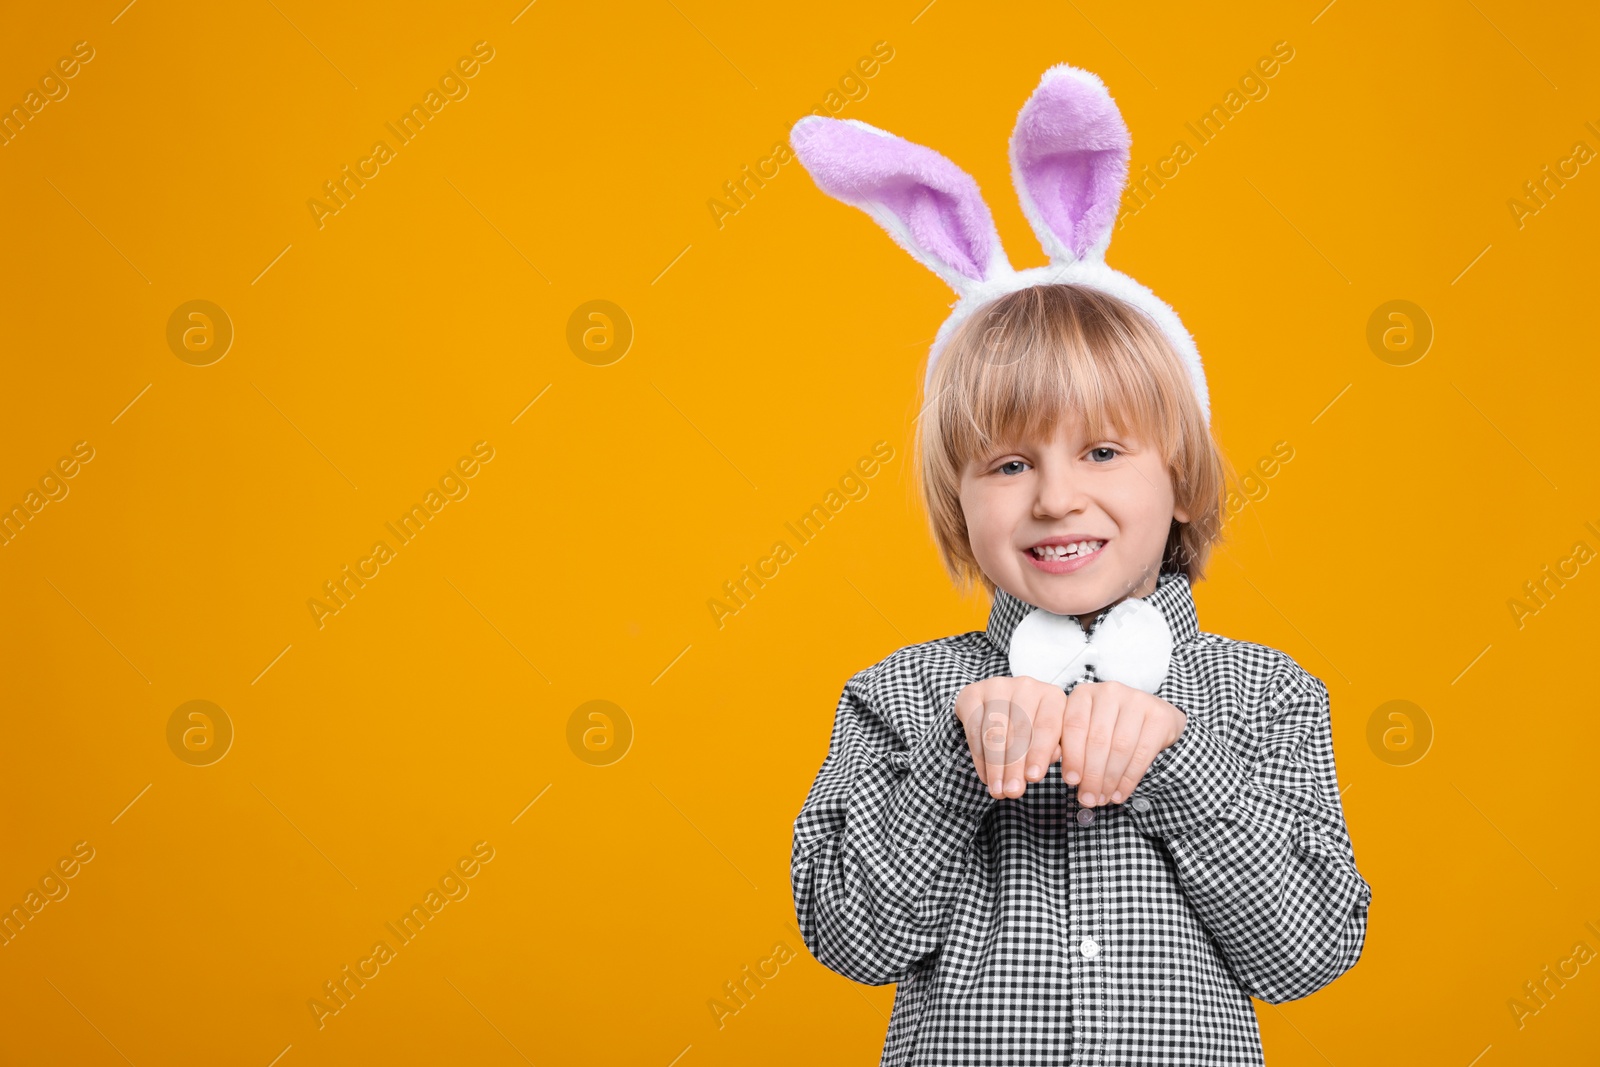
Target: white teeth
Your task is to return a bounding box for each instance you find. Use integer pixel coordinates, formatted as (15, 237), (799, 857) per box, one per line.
(1031, 540), (1104, 560)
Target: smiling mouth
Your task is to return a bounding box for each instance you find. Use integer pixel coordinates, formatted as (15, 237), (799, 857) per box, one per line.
(1029, 540), (1106, 561)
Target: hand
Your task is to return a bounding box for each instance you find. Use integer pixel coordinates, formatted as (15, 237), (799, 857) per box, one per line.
(953, 676), (1067, 799)
(1059, 681), (1187, 807)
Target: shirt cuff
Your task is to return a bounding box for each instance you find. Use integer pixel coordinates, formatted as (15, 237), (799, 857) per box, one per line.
(1126, 713), (1249, 839)
(906, 706), (996, 816)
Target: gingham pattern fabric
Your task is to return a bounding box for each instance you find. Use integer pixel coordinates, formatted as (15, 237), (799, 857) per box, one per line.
(791, 571), (1371, 1066)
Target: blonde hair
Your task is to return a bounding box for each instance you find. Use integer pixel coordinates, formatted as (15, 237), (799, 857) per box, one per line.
(914, 284), (1228, 599)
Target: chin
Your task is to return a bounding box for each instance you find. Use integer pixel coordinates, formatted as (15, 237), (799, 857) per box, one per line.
(1026, 584), (1100, 615)
(1031, 576), (1119, 613)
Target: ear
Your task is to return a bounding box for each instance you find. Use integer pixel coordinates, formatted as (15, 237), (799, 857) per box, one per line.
(1008, 64), (1131, 264)
(790, 115), (1011, 296)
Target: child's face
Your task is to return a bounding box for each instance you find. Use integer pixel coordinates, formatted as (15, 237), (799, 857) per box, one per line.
(958, 412), (1189, 624)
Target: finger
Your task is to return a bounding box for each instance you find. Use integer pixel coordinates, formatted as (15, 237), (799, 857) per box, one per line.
(1076, 688), (1122, 807)
(979, 697), (1016, 798)
(1059, 683), (1094, 787)
(999, 694), (1037, 798)
(1022, 685), (1066, 785)
(1098, 698), (1146, 804)
(1110, 717), (1166, 805)
(998, 694), (1035, 798)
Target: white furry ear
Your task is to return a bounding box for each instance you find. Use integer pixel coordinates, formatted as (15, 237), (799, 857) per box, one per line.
(790, 115), (1012, 296)
(790, 62), (1213, 431)
(1008, 64), (1132, 265)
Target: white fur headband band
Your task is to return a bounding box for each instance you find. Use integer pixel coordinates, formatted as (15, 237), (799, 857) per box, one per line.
(790, 63), (1211, 426)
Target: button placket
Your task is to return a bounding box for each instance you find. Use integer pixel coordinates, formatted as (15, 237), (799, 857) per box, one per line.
(1065, 767), (1108, 1061)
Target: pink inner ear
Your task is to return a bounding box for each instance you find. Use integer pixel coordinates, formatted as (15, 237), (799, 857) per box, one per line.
(791, 118), (998, 284)
(1027, 153), (1095, 253)
(875, 178), (989, 281)
(1012, 69), (1131, 260)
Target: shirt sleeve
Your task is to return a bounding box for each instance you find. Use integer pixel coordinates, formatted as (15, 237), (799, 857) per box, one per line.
(1125, 666), (1372, 1004)
(791, 669), (997, 986)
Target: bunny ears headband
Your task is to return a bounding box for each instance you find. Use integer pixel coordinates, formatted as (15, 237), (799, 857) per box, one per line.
(790, 64), (1211, 426)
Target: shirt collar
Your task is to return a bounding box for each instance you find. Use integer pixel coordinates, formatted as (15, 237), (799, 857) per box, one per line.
(985, 570), (1200, 658)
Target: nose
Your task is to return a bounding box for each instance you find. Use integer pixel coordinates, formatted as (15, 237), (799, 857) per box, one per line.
(1033, 458), (1088, 519)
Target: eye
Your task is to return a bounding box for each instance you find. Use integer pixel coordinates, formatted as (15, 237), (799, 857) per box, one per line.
(996, 459), (1030, 476)
(1088, 446), (1121, 462)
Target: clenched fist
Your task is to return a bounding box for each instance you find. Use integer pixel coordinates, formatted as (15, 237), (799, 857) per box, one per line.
(955, 678), (1187, 806)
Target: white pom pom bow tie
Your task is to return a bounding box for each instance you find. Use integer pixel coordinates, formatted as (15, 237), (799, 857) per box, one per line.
(1007, 596), (1174, 695)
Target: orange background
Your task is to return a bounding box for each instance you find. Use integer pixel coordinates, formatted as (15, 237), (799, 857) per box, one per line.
(2, 0), (1598, 1063)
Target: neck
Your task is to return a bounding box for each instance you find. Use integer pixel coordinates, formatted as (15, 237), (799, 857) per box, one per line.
(1075, 597), (1123, 634)
(1072, 566), (1166, 633)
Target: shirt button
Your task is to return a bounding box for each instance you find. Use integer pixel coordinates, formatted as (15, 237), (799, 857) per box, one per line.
(1079, 937), (1101, 959)
(1076, 807), (1095, 826)
(1131, 795), (1152, 813)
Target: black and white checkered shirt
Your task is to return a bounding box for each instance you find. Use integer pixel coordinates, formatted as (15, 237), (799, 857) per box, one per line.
(791, 571), (1371, 1065)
